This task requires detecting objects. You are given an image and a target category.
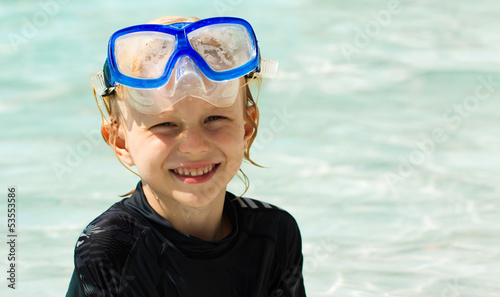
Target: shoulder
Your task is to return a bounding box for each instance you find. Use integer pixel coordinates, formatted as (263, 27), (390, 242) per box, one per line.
(73, 201), (164, 296)
(233, 196), (298, 222)
(232, 196), (301, 242)
(74, 202), (151, 271)
(232, 196), (304, 281)
(233, 196), (283, 212)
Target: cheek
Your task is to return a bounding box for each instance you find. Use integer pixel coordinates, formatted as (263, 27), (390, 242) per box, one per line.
(213, 124), (246, 152)
(211, 127), (246, 181)
(127, 129), (173, 164)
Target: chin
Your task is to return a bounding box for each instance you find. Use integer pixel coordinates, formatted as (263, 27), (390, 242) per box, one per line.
(171, 187), (226, 208)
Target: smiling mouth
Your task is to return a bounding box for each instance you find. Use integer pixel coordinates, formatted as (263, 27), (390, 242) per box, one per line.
(171, 163), (219, 177)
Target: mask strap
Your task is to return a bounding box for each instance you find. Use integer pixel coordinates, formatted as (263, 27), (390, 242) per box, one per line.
(254, 57), (279, 79)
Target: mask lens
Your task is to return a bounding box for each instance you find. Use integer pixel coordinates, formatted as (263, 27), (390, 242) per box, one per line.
(114, 32), (176, 79)
(187, 24), (256, 72)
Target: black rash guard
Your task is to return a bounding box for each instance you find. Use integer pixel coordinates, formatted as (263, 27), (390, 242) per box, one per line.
(66, 182), (306, 297)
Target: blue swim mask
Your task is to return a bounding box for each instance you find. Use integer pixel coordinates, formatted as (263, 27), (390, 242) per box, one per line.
(91, 17), (278, 114)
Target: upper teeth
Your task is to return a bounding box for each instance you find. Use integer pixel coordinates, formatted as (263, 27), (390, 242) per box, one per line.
(173, 164), (215, 177)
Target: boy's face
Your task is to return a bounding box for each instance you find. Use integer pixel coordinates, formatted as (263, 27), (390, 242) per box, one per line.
(115, 86), (254, 209)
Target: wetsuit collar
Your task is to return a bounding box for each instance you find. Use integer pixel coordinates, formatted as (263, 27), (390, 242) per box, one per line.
(121, 181), (239, 258)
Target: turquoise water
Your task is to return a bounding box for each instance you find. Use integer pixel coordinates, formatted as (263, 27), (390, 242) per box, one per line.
(1, 0), (499, 296)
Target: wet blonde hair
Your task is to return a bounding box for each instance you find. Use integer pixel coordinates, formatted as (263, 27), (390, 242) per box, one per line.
(93, 16), (262, 197)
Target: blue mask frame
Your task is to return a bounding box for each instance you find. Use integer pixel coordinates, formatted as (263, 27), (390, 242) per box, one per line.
(103, 17), (261, 89)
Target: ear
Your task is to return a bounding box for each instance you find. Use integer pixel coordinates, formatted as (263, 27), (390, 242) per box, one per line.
(243, 105), (257, 150)
(101, 121), (135, 166)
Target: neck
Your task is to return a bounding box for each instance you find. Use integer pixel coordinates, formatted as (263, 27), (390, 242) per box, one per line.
(142, 185), (232, 241)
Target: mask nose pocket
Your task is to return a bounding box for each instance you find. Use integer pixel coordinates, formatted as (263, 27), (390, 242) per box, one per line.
(172, 56), (208, 93)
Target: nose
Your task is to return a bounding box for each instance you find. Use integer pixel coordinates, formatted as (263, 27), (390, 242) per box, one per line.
(178, 125), (210, 155)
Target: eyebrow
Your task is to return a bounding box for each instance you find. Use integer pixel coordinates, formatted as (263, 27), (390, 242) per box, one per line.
(137, 103), (238, 126)
(137, 110), (176, 126)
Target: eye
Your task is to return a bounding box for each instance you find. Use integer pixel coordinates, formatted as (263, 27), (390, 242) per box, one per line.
(205, 115), (226, 123)
(152, 122), (177, 129)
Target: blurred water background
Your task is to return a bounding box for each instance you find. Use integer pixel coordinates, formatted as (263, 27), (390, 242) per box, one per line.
(1, 0), (499, 296)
